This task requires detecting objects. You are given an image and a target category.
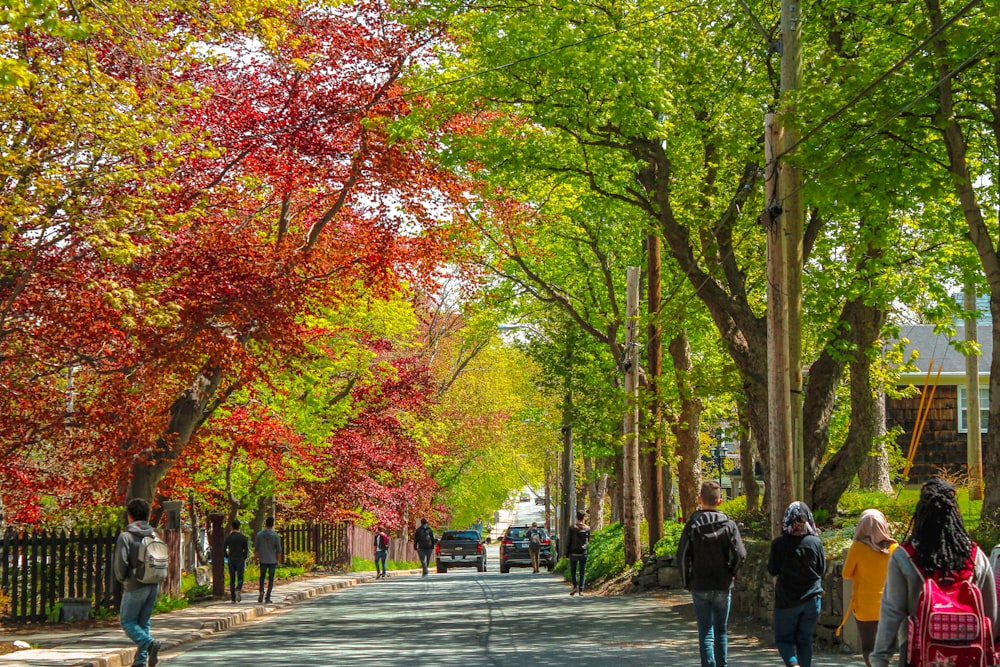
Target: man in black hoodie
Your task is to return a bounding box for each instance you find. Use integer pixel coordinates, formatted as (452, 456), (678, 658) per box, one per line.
(676, 481), (747, 667)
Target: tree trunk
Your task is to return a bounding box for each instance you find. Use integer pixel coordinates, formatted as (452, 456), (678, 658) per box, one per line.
(609, 448), (623, 524)
(859, 390), (893, 492)
(662, 458), (676, 523)
(585, 457), (609, 528)
(126, 367), (223, 502)
(738, 403), (760, 511)
(811, 299), (886, 517)
(644, 232), (665, 548)
(669, 331), (703, 519)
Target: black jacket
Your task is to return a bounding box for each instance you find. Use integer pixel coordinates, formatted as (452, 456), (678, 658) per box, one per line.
(767, 533), (826, 608)
(677, 509), (747, 591)
(225, 531), (250, 562)
(566, 522), (591, 556)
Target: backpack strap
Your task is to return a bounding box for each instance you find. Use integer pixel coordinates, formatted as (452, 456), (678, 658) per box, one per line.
(901, 541), (978, 582)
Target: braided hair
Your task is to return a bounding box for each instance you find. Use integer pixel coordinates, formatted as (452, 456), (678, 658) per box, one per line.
(905, 477), (973, 576)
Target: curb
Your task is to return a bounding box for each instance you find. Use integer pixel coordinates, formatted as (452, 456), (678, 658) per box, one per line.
(0, 570), (420, 667)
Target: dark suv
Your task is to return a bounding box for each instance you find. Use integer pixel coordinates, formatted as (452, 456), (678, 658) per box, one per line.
(499, 525), (554, 573)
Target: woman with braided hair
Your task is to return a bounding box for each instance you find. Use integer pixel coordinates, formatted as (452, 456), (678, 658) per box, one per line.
(869, 478), (997, 667)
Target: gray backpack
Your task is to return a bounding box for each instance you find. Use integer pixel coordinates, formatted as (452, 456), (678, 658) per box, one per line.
(132, 533), (169, 584)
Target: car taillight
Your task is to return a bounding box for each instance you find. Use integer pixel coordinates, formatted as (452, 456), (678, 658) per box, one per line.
(435, 543), (440, 554)
(502, 538), (513, 546)
(477, 543), (484, 553)
(541, 539), (551, 545)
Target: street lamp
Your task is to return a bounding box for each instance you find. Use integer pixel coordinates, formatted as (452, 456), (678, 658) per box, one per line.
(712, 443), (728, 492)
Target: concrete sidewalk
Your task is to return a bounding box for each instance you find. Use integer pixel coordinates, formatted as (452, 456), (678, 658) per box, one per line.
(0, 569), (418, 667)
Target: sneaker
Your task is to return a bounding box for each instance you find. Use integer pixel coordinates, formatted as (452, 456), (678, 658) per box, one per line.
(265, 597), (271, 603)
(147, 639), (162, 667)
(258, 592), (264, 603)
(570, 587), (577, 596)
(236, 591), (242, 602)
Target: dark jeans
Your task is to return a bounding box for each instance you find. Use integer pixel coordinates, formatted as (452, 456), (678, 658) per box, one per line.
(774, 596), (822, 667)
(418, 548), (433, 575)
(692, 589), (732, 667)
(375, 549), (388, 575)
(856, 619), (878, 667)
(569, 554), (587, 591)
(259, 563), (276, 600)
(228, 558), (245, 596)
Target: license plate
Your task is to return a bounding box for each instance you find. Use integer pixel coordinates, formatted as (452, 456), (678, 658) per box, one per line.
(517, 541), (527, 548)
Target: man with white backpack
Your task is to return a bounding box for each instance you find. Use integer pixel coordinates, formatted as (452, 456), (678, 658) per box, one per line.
(113, 498), (165, 667)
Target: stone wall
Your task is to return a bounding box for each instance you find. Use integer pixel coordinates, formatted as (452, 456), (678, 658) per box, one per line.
(633, 541), (858, 651)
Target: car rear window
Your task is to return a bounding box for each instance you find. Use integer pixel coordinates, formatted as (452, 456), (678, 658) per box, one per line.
(505, 527), (548, 539)
(441, 530), (480, 541)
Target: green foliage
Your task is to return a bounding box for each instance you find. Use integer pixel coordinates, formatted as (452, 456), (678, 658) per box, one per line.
(185, 584), (212, 603)
(719, 495), (769, 540)
(283, 551), (316, 570)
(555, 523), (636, 586)
(652, 522), (685, 557)
(351, 556), (420, 572)
(153, 595), (189, 614)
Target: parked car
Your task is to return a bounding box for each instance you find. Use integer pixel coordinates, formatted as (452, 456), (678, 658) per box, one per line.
(534, 495), (547, 506)
(519, 493), (530, 502)
(499, 525), (554, 573)
(435, 530), (487, 573)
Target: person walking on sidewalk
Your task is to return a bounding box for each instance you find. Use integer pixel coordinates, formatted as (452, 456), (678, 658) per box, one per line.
(525, 522), (543, 573)
(225, 519), (250, 603)
(113, 498), (163, 667)
(838, 509), (897, 667)
(768, 501), (826, 667)
(414, 518), (436, 577)
(870, 478), (997, 667)
(374, 526), (390, 579)
(566, 511), (591, 596)
(255, 516), (283, 603)
(677, 481), (747, 667)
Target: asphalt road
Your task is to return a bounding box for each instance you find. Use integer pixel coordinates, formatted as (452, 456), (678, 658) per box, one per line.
(160, 568), (861, 667)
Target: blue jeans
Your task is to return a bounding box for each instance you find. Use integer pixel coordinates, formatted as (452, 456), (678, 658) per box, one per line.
(375, 550), (388, 575)
(228, 558), (245, 596)
(692, 589), (732, 667)
(774, 596), (822, 667)
(569, 554), (587, 591)
(119, 584), (158, 665)
(259, 563), (276, 600)
(418, 548), (433, 575)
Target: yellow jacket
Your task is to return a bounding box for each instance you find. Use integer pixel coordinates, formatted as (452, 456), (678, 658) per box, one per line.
(842, 540), (897, 622)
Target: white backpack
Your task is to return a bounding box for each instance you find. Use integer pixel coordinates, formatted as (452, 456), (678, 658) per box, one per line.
(133, 533), (169, 584)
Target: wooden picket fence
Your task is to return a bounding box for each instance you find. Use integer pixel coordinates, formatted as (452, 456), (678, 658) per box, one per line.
(277, 522), (350, 568)
(0, 527), (119, 622)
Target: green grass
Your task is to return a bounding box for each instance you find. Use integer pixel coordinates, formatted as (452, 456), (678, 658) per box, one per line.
(350, 556), (420, 572)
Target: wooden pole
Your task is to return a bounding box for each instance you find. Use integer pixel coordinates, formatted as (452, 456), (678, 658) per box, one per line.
(623, 266), (642, 564)
(779, 0), (805, 503)
(765, 113), (794, 537)
(646, 234), (665, 549)
(965, 287), (984, 500)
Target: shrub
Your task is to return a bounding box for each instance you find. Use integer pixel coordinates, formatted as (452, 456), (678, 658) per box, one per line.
(153, 595), (188, 614)
(652, 522), (685, 557)
(185, 584), (212, 603)
(283, 551), (316, 570)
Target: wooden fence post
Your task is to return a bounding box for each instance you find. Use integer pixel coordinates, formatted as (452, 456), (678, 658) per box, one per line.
(209, 513), (225, 599)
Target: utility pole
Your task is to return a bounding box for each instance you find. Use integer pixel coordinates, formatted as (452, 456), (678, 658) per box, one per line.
(623, 266), (642, 564)
(779, 0), (805, 503)
(965, 286), (983, 500)
(646, 234), (665, 549)
(765, 114), (794, 537)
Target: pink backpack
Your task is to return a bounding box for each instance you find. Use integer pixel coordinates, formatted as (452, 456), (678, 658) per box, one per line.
(902, 543), (995, 667)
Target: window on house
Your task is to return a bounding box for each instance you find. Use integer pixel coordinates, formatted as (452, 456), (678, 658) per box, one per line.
(958, 385), (989, 433)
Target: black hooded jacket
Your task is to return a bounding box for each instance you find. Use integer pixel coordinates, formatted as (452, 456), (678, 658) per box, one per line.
(677, 509), (747, 592)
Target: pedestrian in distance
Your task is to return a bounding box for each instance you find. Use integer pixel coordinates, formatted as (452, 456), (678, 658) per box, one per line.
(768, 501), (826, 667)
(414, 518), (436, 577)
(676, 481), (747, 667)
(870, 478), (997, 667)
(374, 526), (390, 579)
(837, 509), (897, 667)
(525, 521), (543, 573)
(254, 516), (283, 603)
(566, 510), (591, 596)
(225, 518), (250, 603)
(113, 498), (163, 667)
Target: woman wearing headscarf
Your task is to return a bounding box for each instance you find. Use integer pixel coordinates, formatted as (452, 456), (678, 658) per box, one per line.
(838, 509), (897, 667)
(768, 501), (826, 667)
(869, 478), (997, 667)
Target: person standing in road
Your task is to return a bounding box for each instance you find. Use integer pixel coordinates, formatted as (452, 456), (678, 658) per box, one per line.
(768, 501), (826, 667)
(374, 526), (390, 579)
(837, 509), (897, 667)
(525, 522), (543, 573)
(225, 519), (250, 603)
(414, 518), (436, 577)
(566, 511), (591, 595)
(677, 481), (747, 667)
(113, 498), (163, 667)
(254, 516), (283, 603)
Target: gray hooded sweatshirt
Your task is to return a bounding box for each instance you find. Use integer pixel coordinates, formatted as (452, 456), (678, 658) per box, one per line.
(113, 521), (157, 592)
